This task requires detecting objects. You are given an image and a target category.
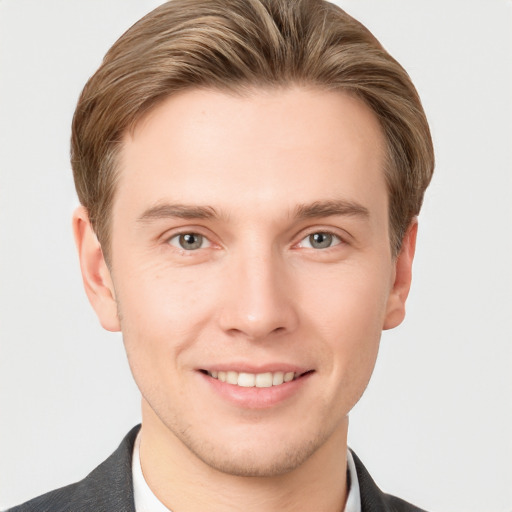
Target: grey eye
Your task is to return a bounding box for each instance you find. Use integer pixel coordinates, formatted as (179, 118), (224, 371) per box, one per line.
(169, 233), (209, 250)
(300, 232), (341, 249)
(309, 233), (333, 249)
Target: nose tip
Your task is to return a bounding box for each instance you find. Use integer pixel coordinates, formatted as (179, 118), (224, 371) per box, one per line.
(220, 294), (296, 341)
(234, 313), (288, 341)
(218, 258), (299, 341)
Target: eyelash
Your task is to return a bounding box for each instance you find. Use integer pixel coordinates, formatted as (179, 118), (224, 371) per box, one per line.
(165, 229), (345, 252)
(297, 230), (343, 250)
(167, 232), (212, 251)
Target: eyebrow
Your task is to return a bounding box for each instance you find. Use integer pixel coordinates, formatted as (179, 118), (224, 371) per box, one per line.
(137, 203), (219, 222)
(136, 199), (369, 224)
(293, 199), (370, 220)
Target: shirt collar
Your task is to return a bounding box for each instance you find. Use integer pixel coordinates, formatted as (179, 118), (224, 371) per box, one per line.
(132, 431), (361, 512)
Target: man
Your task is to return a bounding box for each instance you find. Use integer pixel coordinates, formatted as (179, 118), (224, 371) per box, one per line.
(8, 0), (434, 510)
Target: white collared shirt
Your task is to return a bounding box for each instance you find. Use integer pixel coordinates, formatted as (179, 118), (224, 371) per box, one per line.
(132, 432), (361, 512)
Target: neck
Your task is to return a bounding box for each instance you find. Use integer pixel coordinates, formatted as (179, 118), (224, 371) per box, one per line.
(139, 400), (349, 512)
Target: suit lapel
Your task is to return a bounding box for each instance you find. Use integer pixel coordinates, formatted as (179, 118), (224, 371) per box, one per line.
(69, 424), (140, 512)
(350, 450), (427, 512)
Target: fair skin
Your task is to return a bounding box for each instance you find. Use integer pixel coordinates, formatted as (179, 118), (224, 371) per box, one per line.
(74, 87), (416, 512)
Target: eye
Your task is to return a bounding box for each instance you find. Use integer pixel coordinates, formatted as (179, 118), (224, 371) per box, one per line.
(299, 232), (342, 249)
(168, 233), (211, 251)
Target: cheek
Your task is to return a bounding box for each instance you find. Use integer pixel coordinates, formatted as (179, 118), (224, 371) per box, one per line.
(114, 264), (222, 367)
(300, 263), (391, 336)
(298, 264), (389, 384)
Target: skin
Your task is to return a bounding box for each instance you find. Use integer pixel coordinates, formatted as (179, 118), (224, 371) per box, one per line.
(73, 87), (417, 512)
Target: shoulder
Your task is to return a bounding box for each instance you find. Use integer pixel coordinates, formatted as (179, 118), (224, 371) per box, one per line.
(381, 494), (428, 512)
(7, 480), (95, 512)
(350, 450), (429, 512)
(7, 425), (140, 512)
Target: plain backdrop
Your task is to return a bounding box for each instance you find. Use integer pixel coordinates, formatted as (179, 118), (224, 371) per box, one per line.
(1, 1), (511, 510)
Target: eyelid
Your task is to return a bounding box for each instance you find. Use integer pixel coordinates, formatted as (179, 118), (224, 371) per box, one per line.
(294, 226), (349, 249)
(159, 225), (350, 251)
(167, 232), (212, 250)
(161, 226), (218, 249)
(299, 232), (341, 249)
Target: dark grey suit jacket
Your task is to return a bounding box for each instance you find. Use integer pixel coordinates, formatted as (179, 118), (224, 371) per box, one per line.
(8, 425), (427, 512)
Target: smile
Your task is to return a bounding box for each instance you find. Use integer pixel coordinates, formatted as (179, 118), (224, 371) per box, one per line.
(206, 370), (298, 388)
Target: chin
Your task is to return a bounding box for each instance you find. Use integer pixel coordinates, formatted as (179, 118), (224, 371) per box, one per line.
(175, 420), (335, 478)
(192, 439), (322, 477)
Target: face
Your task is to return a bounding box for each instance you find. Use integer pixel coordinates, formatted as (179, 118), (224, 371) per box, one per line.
(75, 87), (415, 477)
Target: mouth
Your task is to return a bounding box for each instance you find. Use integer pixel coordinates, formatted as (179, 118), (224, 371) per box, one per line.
(201, 369), (313, 388)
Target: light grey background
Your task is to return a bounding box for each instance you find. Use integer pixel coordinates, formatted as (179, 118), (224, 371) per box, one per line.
(1, 1), (511, 510)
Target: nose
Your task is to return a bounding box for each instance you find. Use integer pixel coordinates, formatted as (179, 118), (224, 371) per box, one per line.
(218, 248), (299, 342)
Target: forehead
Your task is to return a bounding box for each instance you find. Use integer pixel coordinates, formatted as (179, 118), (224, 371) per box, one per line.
(115, 87), (387, 223)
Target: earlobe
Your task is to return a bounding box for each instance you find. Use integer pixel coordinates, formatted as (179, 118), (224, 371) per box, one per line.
(383, 219), (418, 330)
(72, 206), (121, 332)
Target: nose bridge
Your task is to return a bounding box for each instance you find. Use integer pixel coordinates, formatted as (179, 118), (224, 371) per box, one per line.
(219, 240), (297, 340)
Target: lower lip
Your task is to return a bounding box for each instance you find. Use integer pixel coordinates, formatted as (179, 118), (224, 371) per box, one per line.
(199, 371), (312, 409)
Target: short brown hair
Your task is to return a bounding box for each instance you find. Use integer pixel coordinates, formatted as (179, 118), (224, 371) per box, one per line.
(71, 0), (434, 259)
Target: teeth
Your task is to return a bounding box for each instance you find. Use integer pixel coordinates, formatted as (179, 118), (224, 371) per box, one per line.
(207, 370), (299, 387)
(272, 371), (284, 385)
(284, 372), (295, 382)
(255, 372), (273, 388)
(226, 371), (238, 385)
(238, 373), (255, 387)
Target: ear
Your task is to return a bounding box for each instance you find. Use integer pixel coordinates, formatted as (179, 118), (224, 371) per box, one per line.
(72, 206), (121, 332)
(383, 219), (418, 330)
